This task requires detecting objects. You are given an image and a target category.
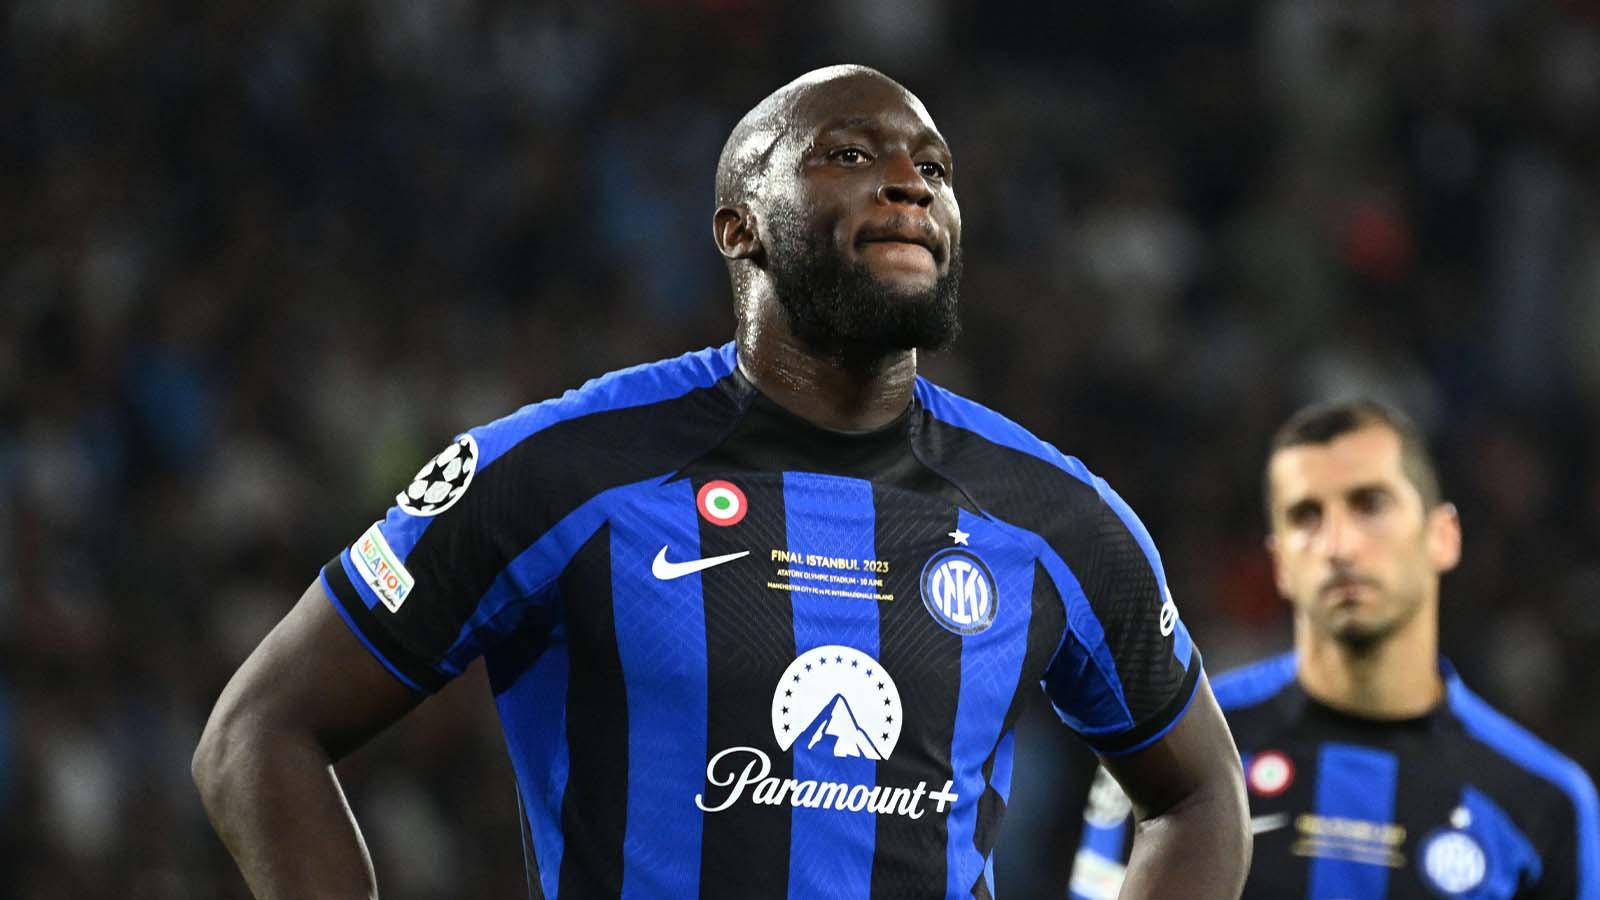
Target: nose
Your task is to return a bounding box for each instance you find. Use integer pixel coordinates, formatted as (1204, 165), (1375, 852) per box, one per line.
(1316, 509), (1362, 563)
(875, 152), (934, 208)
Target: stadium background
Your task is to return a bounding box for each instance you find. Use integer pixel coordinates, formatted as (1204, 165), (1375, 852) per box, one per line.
(5, 1), (1600, 897)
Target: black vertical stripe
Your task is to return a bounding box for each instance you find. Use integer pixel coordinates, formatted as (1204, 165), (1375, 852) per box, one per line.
(1389, 745), (1451, 900)
(870, 485), (963, 898)
(1234, 697), (1315, 900)
(697, 474), (796, 898)
(1002, 563), (1068, 739)
(557, 528), (627, 898)
(974, 564), (1063, 876)
(972, 742), (1007, 861)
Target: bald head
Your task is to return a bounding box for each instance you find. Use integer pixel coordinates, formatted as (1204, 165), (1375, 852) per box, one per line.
(715, 65), (926, 209)
(711, 65), (962, 357)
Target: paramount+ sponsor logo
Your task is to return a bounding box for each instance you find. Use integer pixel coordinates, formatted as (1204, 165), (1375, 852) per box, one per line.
(694, 645), (959, 821)
(695, 748), (958, 819)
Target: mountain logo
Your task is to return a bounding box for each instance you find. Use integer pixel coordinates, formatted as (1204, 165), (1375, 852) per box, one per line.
(771, 645), (902, 760)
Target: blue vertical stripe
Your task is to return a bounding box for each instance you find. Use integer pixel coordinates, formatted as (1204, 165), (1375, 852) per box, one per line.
(492, 640), (571, 900)
(945, 511), (1034, 894)
(783, 473), (880, 898)
(611, 480), (708, 899)
(1308, 743), (1399, 900)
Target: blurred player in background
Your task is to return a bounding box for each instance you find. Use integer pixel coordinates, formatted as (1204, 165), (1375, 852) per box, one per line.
(1068, 399), (1598, 899)
(193, 65), (1248, 898)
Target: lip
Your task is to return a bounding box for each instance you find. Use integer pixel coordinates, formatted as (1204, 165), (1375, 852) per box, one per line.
(1320, 579), (1378, 601)
(857, 225), (944, 262)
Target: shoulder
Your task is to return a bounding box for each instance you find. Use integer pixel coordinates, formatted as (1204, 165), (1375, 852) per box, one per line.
(1211, 652), (1299, 713)
(913, 377), (1164, 574)
(468, 343), (740, 469)
(914, 377), (1097, 490)
(913, 378), (1120, 520)
(1446, 677), (1600, 824)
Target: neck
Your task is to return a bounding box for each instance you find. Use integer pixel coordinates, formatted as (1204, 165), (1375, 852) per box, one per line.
(735, 294), (918, 432)
(1295, 603), (1444, 720)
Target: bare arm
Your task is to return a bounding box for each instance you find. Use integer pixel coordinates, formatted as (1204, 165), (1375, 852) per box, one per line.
(193, 578), (423, 899)
(1102, 675), (1250, 900)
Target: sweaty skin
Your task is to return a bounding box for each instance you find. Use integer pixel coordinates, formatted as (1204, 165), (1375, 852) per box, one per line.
(193, 65), (1249, 899)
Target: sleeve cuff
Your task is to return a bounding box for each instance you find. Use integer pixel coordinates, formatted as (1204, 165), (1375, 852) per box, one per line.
(1085, 645), (1204, 758)
(322, 555), (448, 694)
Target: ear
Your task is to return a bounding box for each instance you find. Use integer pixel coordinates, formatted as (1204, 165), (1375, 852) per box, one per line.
(713, 205), (762, 261)
(1426, 501), (1462, 574)
(1265, 533), (1293, 600)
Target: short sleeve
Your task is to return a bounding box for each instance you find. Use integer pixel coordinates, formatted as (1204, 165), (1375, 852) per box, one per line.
(1039, 481), (1202, 756)
(319, 346), (743, 692)
(322, 429), (560, 693)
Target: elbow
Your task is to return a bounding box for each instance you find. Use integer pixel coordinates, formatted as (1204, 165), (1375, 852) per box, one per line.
(192, 722), (224, 805)
(191, 713), (231, 811)
(192, 696), (254, 815)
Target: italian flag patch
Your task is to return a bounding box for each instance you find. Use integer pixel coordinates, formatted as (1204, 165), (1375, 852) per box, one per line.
(697, 480), (748, 526)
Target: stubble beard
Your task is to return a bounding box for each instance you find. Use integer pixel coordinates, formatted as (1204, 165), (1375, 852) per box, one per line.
(764, 212), (963, 366)
(1315, 581), (1424, 655)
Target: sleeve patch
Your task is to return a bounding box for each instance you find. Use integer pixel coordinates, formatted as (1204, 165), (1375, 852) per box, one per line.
(350, 522), (415, 612)
(397, 434), (479, 517)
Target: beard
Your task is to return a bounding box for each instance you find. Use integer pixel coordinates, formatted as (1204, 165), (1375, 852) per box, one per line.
(764, 212), (963, 361)
(1307, 574), (1424, 654)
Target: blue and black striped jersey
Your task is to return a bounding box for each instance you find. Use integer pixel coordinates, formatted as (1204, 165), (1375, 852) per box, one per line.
(1068, 652), (1599, 900)
(322, 343), (1201, 899)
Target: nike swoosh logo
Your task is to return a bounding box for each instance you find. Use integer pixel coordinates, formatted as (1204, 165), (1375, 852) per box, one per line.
(651, 546), (750, 580)
(1250, 813), (1291, 835)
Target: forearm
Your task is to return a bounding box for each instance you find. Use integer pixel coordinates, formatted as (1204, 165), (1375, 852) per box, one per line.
(194, 724), (378, 900)
(1117, 782), (1250, 900)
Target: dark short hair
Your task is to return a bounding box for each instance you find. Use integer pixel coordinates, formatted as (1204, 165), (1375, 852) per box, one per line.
(1264, 399), (1442, 527)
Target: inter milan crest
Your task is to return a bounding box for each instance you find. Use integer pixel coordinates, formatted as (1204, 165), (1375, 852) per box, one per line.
(1418, 828), (1488, 895)
(919, 548), (998, 634)
(397, 434), (479, 516)
(697, 479), (748, 527)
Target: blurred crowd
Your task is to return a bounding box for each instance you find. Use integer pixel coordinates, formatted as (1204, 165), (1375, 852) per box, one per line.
(5, 1), (1600, 897)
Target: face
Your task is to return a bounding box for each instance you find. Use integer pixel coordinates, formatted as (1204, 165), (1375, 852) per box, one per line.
(1266, 425), (1460, 649)
(760, 75), (964, 354)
